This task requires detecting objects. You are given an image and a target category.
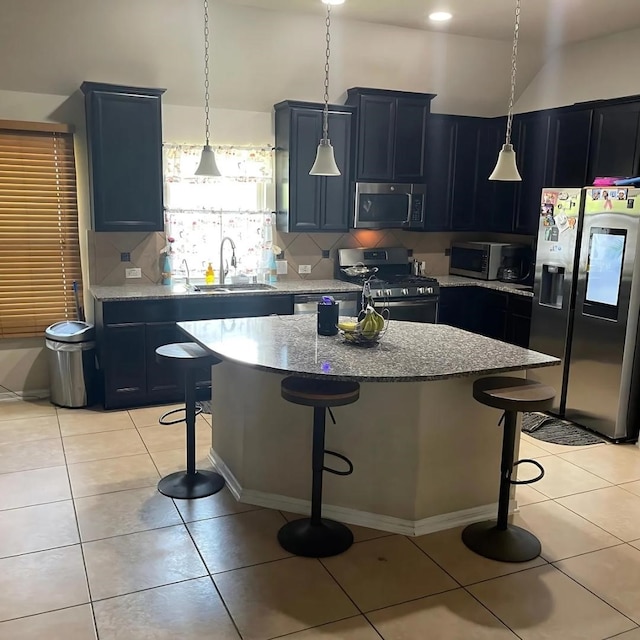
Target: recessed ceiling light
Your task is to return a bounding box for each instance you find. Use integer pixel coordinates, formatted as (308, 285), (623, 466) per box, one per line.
(322, 0), (346, 5)
(429, 11), (452, 22)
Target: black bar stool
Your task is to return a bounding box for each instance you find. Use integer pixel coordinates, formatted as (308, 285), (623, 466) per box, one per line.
(462, 376), (555, 562)
(155, 342), (225, 500)
(278, 376), (360, 558)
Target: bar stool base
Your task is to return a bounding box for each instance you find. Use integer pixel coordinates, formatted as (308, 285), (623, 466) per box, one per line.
(278, 518), (354, 558)
(158, 470), (225, 500)
(462, 521), (541, 562)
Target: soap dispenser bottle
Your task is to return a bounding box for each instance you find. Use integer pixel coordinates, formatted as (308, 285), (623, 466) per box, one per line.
(205, 263), (215, 285)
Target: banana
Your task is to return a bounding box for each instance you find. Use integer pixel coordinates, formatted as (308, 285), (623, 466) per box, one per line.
(338, 320), (359, 332)
(360, 305), (382, 339)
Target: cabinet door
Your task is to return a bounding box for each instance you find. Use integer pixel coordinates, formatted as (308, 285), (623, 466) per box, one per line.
(513, 114), (551, 235)
(424, 114), (455, 230)
(476, 118), (516, 233)
(145, 322), (183, 402)
(289, 108), (323, 231)
(85, 89), (164, 232)
(321, 110), (353, 231)
(450, 120), (481, 231)
(356, 95), (395, 181)
(476, 290), (508, 341)
(588, 103), (640, 182)
(102, 323), (147, 409)
(506, 295), (532, 348)
(548, 109), (593, 187)
(394, 99), (429, 182)
(438, 287), (478, 332)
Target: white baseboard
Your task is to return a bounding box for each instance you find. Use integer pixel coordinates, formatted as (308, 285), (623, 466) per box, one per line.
(209, 449), (515, 537)
(0, 389), (50, 402)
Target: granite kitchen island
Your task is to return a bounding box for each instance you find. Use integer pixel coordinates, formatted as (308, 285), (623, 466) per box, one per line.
(178, 315), (559, 535)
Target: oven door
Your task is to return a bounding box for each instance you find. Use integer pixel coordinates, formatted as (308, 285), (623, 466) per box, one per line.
(354, 183), (411, 229)
(383, 298), (439, 323)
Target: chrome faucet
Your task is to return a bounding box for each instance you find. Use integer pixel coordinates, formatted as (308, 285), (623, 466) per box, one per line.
(219, 237), (237, 285)
(181, 259), (191, 288)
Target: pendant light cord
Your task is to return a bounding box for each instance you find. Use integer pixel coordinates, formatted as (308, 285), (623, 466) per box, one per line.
(322, 4), (332, 141)
(504, 0), (521, 146)
(203, 0), (211, 146)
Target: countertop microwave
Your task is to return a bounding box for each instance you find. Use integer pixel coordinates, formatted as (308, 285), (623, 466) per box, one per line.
(354, 183), (425, 230)
(449, 242), (515, 280)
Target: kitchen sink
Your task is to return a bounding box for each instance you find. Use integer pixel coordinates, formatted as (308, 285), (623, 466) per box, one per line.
(192, 283), (276, 293)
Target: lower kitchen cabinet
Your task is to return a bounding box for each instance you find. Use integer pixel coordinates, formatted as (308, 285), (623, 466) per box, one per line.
(102, 323), (147, 408)
(95, 294), (294, 409)
(438, 287), (532, 348)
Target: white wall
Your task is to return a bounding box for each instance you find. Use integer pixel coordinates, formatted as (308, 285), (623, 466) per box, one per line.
(515, 28), (640, 113)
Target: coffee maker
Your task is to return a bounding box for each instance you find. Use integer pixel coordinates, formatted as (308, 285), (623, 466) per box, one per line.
(497, 244), (533, 284)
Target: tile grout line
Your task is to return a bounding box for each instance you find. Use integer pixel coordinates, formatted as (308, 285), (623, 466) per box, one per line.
(551, 560), (640, 630)
(55, 407), (101, 640)
(460, 585), (527, 640)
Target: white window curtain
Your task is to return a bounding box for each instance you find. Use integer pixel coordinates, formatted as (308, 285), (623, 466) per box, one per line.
(163, 144), (274, 281)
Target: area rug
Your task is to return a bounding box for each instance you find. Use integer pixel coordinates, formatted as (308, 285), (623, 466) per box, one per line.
(198, 400), (212, 414)
(522, 412), (605, 446)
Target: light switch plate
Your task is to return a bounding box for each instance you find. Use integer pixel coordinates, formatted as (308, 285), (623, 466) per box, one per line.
(125, 267), (142, 279)
(298, 264), (312, 274)
(276, 260), (288, 275)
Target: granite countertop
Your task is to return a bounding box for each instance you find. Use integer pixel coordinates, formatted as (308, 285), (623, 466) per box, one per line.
(178, 315), (558, 382)
(433, 275), (534, 297)
(90, 279), (362, 302)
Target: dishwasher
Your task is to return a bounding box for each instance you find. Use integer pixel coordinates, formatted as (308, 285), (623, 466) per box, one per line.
(293, 292), (360, 317)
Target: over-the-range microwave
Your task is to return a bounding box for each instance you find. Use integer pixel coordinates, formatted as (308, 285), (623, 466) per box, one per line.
(449, 242), (514, 280)
(354, 182), (425, 230)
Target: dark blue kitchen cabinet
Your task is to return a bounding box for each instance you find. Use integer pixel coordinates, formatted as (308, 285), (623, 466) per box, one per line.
(548, 109), (593, 187)
(588, 101), (640, 183)
(275, 100), (355, 233)
(82, 82), (165, 233)
(450, 118), (482, 231)
(424, 114), (455, 230)
(512, 113), (552, 236)
(346, 88), (435, 183)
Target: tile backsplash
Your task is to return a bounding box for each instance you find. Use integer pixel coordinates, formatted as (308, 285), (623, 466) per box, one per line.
(87, 228), (533, 285)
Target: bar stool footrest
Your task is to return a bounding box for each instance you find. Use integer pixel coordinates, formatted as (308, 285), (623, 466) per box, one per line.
(159, 404), (203, 426)
(511, 458), (545, 485)
(278, 518), (354, 558)
(323, 450), (354, 476)
(462, 520), (541, 562)
(157, 469), (225, 499)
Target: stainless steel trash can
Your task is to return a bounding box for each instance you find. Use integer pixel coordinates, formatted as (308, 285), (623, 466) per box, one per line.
(45, 321), (96, 408)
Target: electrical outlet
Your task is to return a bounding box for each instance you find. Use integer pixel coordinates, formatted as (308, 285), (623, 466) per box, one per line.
(298, 264), (312, 274)
(445, 248), (451, 256)
(321, 249), (330, 259)
(276, 260), (288, 275)
(120, 252), (131, 262)
(125, 267), (142, 279)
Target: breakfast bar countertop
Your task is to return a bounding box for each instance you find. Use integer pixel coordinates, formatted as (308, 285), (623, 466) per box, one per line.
(178, 314), (558, 382)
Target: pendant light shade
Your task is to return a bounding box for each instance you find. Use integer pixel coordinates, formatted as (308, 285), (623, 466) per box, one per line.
(195, 144), (221, 177)
(490, 0), (522, 182)
(489, 143), (521, 181)
(310, 139), (341, 176)
(196, 0), (221, 177)
(309, 3), (341, 176)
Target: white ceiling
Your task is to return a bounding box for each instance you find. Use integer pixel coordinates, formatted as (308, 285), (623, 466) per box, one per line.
(225, 0), (640, 44)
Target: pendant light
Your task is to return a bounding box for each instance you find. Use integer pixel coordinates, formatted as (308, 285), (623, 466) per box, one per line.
(195, 0), (221, 177)
(309, 0), (341, 176)
(489, 0), (522, 181)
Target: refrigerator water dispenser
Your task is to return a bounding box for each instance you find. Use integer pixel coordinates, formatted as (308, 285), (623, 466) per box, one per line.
(540, 265), (565, 309)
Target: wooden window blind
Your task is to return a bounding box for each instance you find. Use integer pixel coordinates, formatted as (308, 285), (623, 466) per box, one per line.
(0, 124), (82, 338)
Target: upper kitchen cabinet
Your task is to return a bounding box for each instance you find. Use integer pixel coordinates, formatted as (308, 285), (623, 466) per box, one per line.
(345, 88), (435, 183)
(547, 108), (593, 187)
(81, 82), (166, 232)
(274, 100), (355, 233)
(512, 112), (552, 235)
(588, 99), (640, 183)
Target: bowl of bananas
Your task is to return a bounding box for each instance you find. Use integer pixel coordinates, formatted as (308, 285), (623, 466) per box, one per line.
(337, 305), (388, 346)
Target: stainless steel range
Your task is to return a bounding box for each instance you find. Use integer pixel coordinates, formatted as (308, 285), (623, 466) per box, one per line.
(337, 247), (440, 323)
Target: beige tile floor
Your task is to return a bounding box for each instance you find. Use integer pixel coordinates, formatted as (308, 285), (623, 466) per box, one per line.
(1, 400), (640, 639)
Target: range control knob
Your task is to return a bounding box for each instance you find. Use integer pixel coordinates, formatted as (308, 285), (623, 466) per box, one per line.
(385, 289), (392, 297)
(427, 287), (433, 294)
(402, 288), (409, 295)
(417, 287), (425, 294)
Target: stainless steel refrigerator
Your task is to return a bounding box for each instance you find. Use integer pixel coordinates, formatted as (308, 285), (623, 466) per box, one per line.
(529, 186), (640, 441)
